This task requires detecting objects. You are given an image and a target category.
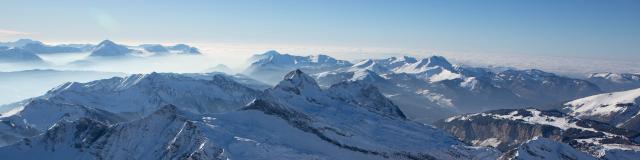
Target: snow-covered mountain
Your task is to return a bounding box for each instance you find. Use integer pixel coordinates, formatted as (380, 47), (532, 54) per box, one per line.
(434, 108), (640, 158)
(0, 72), (262, 146)
(563, 88), (640, 132)
(311, 55), (601, 123)
(500, 137), (597, 160)
(21, 42), (82, 54)
(239, 69), (499, 159)
(0, 39), (42, 48)
(244, 50), (352, 84)
(167, 44), (201, 54)
(489, 69), (602, 106)
(88, 40), (137, 57)
(587, 72), (640, 92)
(139, 43), (201, 55)
(0, 70), (500, 159)
(139, 44), (170, 53)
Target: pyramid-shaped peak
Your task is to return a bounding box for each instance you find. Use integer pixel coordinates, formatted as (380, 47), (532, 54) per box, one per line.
(284, 69), (316, 83)
(416, 56), (452, 68)
(263, 50), (282, 56)
(97, 40), (117, 46)
(276, 69), (322, 95)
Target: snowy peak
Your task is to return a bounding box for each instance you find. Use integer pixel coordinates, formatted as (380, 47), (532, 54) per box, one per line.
(249, 50), (350, 67)
(89, 40), (133, 57)
(349, 69), (386, 82)
(393, 55), (454, 74)
(351, 59), (390, 73)
(393, 56), (418, 64)
(587, 72), (640, 81)
(327, 81), (406, 119)
(43, 72), (261, 117)
(417, 56), (453, 69)
(275, 69), (322, 95)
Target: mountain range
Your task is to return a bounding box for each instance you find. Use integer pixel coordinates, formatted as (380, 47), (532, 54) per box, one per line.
(0, 39), (203, 66)
(240, 51), (603, 122)
(0, 70), (501, 159)
(1, 48), (640, 159)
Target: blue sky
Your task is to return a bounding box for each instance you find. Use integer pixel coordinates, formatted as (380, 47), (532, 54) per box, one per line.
(1, 0), (638, 60)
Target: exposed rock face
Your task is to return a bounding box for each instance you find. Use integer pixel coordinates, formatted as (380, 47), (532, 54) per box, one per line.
(434, 108), (640, 158)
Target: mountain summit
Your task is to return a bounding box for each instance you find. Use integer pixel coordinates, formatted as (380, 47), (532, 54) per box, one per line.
(89, 40), (134, 57)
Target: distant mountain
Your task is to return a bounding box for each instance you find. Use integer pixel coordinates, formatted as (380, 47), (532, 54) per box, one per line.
(0, 70), (500, 159)
(21, 42), (82, 54)
(434, 108), (640, 158)
(587, 72), (640, 92)
(139, 44), (170, 53)
(312, 55), (602, 123)
(88, 40), (136, 57)
(244, 50), (352, 84)
(202, 64), (233, 74)
(0, 48), (45, 63)
(489, 69), (602, 106)
(0, 39), (42, 48)
(563, 88), (640, 131)
(168, 44), (201, 54)
(139, 44), (201, 55)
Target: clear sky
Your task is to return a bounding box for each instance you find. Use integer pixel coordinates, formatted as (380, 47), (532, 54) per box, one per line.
(1, 0), (638, 60)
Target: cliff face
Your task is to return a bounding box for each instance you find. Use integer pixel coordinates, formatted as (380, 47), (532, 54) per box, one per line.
(434, 109), (640, 158)
(434, 114), (562, 151)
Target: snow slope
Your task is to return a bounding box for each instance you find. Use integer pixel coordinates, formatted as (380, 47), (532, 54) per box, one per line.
(564, 88), (640, 131)
(500, 137), (596, 160)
